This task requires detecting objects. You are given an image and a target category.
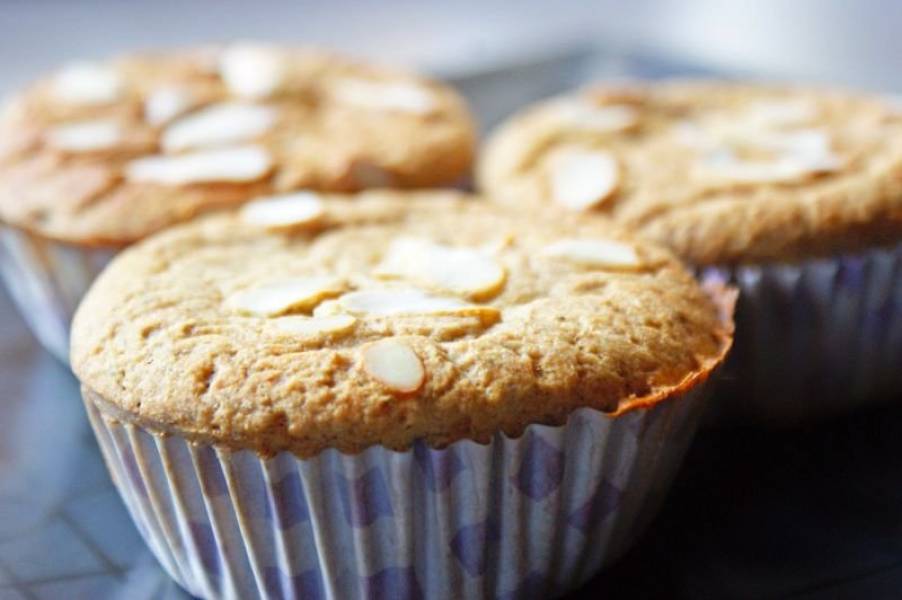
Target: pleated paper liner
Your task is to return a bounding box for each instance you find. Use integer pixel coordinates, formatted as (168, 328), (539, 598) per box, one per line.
(0, 225), (114, 363)
(84, 374), (713, 600)
(703, 242), (901, 425)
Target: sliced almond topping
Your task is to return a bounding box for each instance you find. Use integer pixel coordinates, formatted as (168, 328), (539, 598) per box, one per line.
(219, 43), (286, 99)
(240, 192), (325, 229)
(144, 87), (194, 126)
(751, 129), (834, 158)
(742, 99), (819, 128)
(336, 289), (466, 314)
(125, 145), (272, 185)
(695, 154), (834, 184)
(680, 98), (820, 151)
(52, 62), (123, 105)
(162, 103), (277, 152)
(361, 339), (425, 394)
(549, 99), (639, 133)
(691, 122), (843, 184)
(374, 238), (506, 300)
(272, 314), (357, 337)
(331, 78), (438, 115)
(547, 148), (620, 211)
(226, 277), (347, 317)
(542, 239), (642, 269)
(696, 140), (842, 185)
(673, 120), (705, 148)
(46, 119), (122, 152)
(335, 288), (500, 325)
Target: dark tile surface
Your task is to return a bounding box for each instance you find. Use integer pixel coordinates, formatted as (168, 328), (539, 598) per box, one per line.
(0, 287), (190, 600)
(573, 404), (902, 599)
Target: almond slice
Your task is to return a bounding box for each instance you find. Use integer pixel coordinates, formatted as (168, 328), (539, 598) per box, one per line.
(742, 99), (819, 128)
(696, 146), (842, 185)
(331, 78), (438, 115)
(240, 192), (325, 229)
(361, 339), (425, 394)
(162, 103), (277, 152)
(681, 98), (820, 150)
(225, 276), (347, 316)
(219, 43), (286, 99)
(695, 156), (827, 184)
(144, 87), (194, 126)
(335, 288), (500, 325)
(52, 62), (123, 105)
(374, 238), (506, 300)
(695, 125), (843, 184)
(549, 99), (639, 133)
(542, 239), (642, 269)
(672, 121), (710, 149)
(272, 314), (357, 337)
(337, 289), (467, 314)
(46, 119), (122, 152)
(125, 145), (272, 185)
(547, 148), (620, 211)
(750, 129), (834, 158)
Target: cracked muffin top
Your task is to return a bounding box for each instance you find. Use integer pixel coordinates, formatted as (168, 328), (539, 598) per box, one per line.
(478, 80), (902, 265)
(72, 190), (734, 457)
(0, 43), (475, 247)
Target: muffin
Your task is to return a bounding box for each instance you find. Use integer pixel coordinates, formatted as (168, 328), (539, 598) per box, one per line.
(0, 43), (475, 361)
(479, 80), (902, 423)
(72, 191), (734, 599)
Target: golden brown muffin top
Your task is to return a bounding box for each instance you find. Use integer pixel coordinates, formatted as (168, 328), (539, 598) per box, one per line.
(72, 191), (734, 457)
(0, 43), (475, 247)
(478, 80), (902, 265)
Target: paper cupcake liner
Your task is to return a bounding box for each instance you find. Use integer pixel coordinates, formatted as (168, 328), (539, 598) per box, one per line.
(84, 376), (712, 600)
(703, 242), (902, 424)
(0, 225), (115, 362)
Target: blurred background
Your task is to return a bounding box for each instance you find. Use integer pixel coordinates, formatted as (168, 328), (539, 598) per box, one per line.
(1, 0), (901, 94)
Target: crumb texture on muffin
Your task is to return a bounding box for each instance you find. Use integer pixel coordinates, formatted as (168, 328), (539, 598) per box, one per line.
(72, 191), (733, 456)
(479, 81), (902, 264)
(0, 43), (475, 246)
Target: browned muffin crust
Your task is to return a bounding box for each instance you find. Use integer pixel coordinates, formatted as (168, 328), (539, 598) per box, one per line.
(478, 81), (902, 265)
(72, 191), (734, 457)
(0, 44), (475, 247)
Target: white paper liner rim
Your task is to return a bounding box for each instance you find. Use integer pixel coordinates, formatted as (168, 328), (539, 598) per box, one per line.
(84, 379), (712, 600)
(701, 242), (902, 423)
(0, 224), (115, 362)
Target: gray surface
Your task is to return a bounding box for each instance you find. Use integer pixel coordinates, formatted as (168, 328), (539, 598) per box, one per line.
(1, 44), (901, 600)
(0, 284), (190, 600)
(1, 0), (900, 93)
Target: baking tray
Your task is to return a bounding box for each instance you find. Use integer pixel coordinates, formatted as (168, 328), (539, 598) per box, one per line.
(1, 44), (900, 600)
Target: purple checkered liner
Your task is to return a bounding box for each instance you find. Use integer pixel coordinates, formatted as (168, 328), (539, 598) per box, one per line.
(84, 378), (711, 600)
(705, 242), (902, 423)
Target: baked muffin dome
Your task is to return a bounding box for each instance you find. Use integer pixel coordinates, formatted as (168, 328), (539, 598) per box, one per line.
(0, 43), (475, 246)
(72, 191), (733, 456)
(478, 80), (902, 265)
